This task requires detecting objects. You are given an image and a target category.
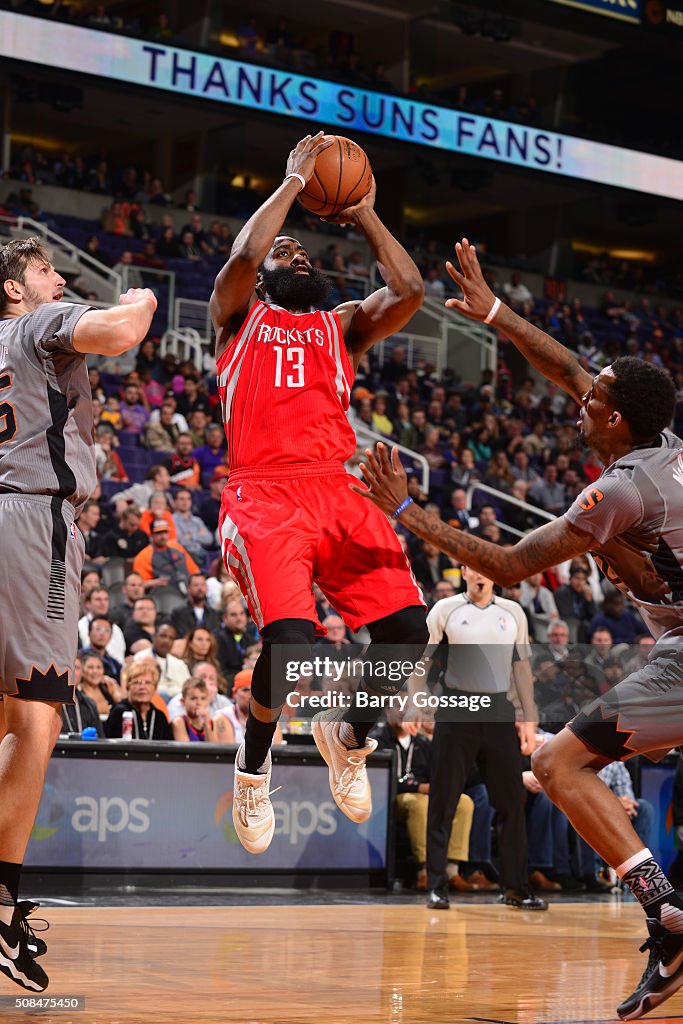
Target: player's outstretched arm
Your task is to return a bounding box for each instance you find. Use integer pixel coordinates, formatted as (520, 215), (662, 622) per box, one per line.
(351, 443), (591, 586)
(72, 288), (157, 356)
(210, 132), (334, 339)
(332, 179), (424, 367)
(445, 239), (592, 404)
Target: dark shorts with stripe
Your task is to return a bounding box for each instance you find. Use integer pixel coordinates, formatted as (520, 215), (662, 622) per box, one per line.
(0, 494), (83, 703)
(568, 645), (683, 762)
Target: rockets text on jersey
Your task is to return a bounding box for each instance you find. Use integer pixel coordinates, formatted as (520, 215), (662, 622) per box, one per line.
(216, 301), (357, 471)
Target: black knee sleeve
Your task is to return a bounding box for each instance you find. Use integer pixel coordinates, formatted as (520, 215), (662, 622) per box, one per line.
(361, 605), (429, 696)
(367, 605), (429, 647)
(251, 618), (316, 709)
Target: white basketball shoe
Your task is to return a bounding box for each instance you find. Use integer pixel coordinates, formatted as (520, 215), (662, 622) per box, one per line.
(312, 708), (377, 823)
(232, 744), (276, 854)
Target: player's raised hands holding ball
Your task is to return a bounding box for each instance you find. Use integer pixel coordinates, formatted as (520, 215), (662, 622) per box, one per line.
(285, 132), (335, 188)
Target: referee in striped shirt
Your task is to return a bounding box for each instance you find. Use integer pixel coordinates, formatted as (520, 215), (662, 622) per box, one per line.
(422, 565), (547, 911)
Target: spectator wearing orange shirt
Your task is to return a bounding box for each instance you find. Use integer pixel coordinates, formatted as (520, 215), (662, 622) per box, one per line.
(132, 519), (198, 588)
(139, 492), (177, 541)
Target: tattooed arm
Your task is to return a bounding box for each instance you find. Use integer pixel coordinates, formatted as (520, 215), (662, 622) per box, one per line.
(353, 444), (591, 587)
(444, 239), (593, 404)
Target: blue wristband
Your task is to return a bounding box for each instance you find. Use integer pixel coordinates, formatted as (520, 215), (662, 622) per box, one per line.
(392, 497), (414, 519)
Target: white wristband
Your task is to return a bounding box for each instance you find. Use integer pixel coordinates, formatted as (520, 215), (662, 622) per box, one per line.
(484, 296), (501, 324)
(284, 173), (306, 192)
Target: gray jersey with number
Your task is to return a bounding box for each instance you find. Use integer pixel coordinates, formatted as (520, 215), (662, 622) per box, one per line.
(0, 302), (94, 512)
(564, 430), (683, 642)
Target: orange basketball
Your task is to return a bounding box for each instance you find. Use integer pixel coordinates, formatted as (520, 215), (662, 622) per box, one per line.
(298, 136), (373, 219)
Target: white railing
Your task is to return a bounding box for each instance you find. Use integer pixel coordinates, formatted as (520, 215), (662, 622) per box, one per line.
(160, 328), (205, 372)
(0, 214), (122, 302)
(174, 297), (213, 343)
(350, 415), (430, 493)
(374, 330), (446, 377)
(465, 481), (555, 539)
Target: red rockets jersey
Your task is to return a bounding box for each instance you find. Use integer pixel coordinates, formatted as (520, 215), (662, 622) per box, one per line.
(216, 300), (356, 470)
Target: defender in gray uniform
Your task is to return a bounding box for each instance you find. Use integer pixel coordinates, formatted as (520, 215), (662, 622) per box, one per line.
(0, 238), (156, 992)
(357, 239), (683, 1021)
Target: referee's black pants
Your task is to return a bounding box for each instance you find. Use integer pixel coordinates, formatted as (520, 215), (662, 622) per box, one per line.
(427, 714), (528, 893)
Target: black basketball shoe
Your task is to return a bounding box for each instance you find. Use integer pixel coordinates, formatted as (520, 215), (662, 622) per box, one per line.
(617, 918), (683, 1020)
(499, 886), (548, 911)
(17, 902), (48, 958)
(0, 905), (49, 991)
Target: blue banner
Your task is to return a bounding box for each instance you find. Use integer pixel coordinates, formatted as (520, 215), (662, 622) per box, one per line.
(1, 12), (681, 200)
(544, 0), (641, 22)
(25, 754), (390, 871)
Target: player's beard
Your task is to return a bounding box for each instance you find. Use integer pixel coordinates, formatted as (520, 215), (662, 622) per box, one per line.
(260, 265), (331, 311)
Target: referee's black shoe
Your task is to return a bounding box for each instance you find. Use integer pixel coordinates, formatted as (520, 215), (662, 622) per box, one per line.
(426, 889), (450, 911)
(617, 918), (683, 1020)
(499, 886), (548, 911)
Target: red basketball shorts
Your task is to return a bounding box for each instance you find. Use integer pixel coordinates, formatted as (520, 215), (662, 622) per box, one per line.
(219, 461), (425, 633)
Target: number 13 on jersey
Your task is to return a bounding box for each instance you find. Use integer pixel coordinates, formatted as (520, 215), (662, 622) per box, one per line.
(274, 346), (305, 388)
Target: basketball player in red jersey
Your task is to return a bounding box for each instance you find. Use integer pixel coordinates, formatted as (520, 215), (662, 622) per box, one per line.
(211, 132), (429, 853)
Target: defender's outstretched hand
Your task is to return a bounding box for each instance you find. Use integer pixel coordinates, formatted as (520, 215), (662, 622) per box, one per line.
(444, 238), (497, 322)
(350, 442), (408, 517)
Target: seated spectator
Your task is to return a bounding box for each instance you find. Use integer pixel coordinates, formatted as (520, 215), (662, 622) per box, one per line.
(172, 677), (218, 742)
(544, 620), (571, 662)
(166, 660), (230, 720)
(313, 615), (361, 675)
(484, 451), (514, 493)
(411, 539), (453, 594)
(423, 267), (445, 299)
(79, 652), (122, 717)
(172, 490), (214, 565)
(528, 465), (567, 516)
(101, 200), (132, 236)
(503, 271), (533, 307)
(215, 600), (259, 683)
(133, 622), (190, 699)
(178, 230), (201, 260)
(187, 409), (209, 448)
(61, 657), (104, 737)
(166, 433), (201, 489)
(520, 573), (559, 643)
(372, 709), (474, 891)
(213, 669), (252, 744)
(120, 382), (150, 433)
(200, 466), (229, 534)
(181, 213), (213, 254)
(178, 626), (220, 675)
(554, 566), (598, 639)
(177, 375), (212, 419)
(419, 427), (445, 470)
(139, 492), (177, 541)
(157, 226), (181, 258)
(193, 424), (227, 486)
(123, 595), (158, 653)
(445, 488), (470, 530)
(109, 572), (146, 629)
(132, 519), (199, 588)
(147, 395), (189, 434)
(105, 659), (171, 740)
(371, 395), (394, 436)
(171, 572), (222, 637)
(145, 400), (181, 452)
(577, 761), (654, 866)
(79, 616), (122, 682)
(78, 499), (105, 561)
(78, 587), (126, 663)
(101, 506), (149, 560)
(622, 634), (656, 676)
(94, 424), (129, 482)
(588, 592), (643, 646)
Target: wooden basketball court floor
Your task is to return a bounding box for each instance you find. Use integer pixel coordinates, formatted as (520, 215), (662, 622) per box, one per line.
(10, 900), (683, 1024)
